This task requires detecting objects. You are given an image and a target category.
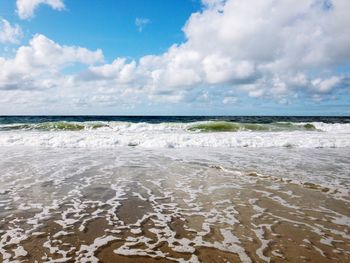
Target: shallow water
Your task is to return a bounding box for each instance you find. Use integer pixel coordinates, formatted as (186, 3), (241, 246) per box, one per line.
(0, 146), (349, 262)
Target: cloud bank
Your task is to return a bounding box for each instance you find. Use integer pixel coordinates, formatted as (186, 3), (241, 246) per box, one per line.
(1, 0), (350, 113)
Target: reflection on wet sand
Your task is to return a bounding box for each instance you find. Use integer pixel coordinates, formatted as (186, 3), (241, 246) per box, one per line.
(0, 147), (349, 262)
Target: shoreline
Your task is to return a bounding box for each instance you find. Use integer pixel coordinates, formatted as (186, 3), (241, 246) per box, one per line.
(0, 147), (349, 262)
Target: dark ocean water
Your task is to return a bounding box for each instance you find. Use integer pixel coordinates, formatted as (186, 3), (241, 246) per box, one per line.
(0, 115), (349, 124)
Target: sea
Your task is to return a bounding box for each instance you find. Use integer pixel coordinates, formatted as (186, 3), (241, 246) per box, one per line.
(0, 116), (349, 262)
(0, 115), (350, 148)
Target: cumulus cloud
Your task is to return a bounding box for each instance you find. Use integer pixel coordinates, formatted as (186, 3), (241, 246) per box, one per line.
(1, 0), (350, 112)
(169, 0), (349, 98)
(0, 18), (22, 44)
(87, 0), (349, 102)
(0, 34), (103, 90)
(16, 0), (65, 19)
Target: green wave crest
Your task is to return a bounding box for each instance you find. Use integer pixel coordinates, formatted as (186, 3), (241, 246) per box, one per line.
(187, 121), (316, 132)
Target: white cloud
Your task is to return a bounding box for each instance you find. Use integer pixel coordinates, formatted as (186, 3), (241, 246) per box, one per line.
(1, 0), (350, 112)
(180, 0), (349, 91)
(0, 18), (22, 44)
(16, 0), (65, 20)
(311, 76), (342, 93)
(202, 55), (255, 84)
(86, 58), (137, 83)
(127, 0), (349, 101)
(135, 18), (150, 32)
(0, 34), (103, 90)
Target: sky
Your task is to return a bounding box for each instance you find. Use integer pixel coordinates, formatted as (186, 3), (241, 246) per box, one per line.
(0, 0), (349, 115)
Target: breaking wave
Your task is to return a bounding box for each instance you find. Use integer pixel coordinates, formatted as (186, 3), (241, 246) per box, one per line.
(187, 121), (317, 132)
(0, 120), (322, 132)
(0, 121), (109, 131)
(0, 121), (349, 148)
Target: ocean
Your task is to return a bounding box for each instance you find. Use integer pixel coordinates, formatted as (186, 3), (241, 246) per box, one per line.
(0, 115), (350, 148)
(0, 116), (349, 262)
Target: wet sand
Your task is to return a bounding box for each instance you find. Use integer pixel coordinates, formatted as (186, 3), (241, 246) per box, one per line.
(0, 147), (349, 262)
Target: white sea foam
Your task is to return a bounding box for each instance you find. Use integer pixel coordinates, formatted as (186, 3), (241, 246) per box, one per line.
(0, 146), (349, 262)
(0, 121), (349, 148)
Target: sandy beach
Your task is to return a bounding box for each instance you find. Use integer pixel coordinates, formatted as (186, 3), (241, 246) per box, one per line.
(1, 146), (349, 262)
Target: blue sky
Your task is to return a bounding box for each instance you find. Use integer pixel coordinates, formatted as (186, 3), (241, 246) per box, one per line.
(0, 0), (349, 115)
(1, 0), (200, 58)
